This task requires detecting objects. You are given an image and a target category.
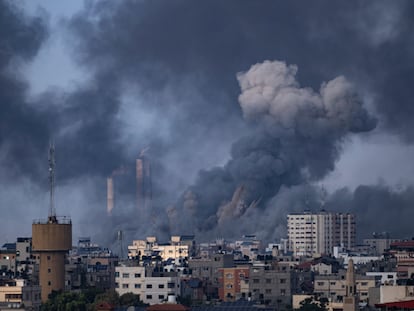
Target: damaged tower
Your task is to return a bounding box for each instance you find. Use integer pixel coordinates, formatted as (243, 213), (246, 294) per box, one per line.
(32, 143), (72, 302)
(107, 149), (152, 216)
(136, 149), (152, 213)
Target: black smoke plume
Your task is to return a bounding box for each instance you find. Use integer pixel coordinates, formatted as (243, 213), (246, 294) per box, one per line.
(1, 1), (414, 245)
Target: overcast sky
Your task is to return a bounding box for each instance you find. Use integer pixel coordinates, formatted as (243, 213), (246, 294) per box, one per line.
(2, 1), (414, 246)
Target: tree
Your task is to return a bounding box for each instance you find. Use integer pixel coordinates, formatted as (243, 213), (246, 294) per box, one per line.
(94, 289), (120, 305)
(119, 292), (146, 306)
(296, 297), (328, 311)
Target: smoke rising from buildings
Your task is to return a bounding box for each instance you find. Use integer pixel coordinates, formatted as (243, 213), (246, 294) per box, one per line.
(1, 1), (414, 245)
(171, 60), (376, 239)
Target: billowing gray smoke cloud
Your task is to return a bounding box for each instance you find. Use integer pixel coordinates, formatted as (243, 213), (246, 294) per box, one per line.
(326, 184), (414, 241)
(2, 0), (414, 246)
(171, 60), (376, 240)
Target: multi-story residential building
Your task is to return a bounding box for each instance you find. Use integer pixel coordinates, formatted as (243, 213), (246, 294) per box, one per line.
(0, 279), (41, 310)
(0, 247), (16, 277)
(189, 253), (234, 300)
(387, 241), (414, 279)
(66, 237), (118, 291)
(128, 236), (189, 262)
(115, 264), (180, 305)
(363, 236), (399, 256)
(218, 266), (250, 301)
(15, 238), (35, 278)
(314, 271), (377, 304)
(287, 211), (356, 256)
(248, 264), (291, 307)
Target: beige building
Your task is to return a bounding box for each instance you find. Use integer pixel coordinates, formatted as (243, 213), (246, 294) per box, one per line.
(287, 211), (355, 256)
(128, 236), (189, 262)
(32, 218), (72, 302)
(314, 273), (376, 304)
(0, 279), (41, 310)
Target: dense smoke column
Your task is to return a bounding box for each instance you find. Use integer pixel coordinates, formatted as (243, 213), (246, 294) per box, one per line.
(326, 184), (414, 241)
(2, 0), (414, 243)
(0, 1), (48, 179)
(174, 61), (376, 237)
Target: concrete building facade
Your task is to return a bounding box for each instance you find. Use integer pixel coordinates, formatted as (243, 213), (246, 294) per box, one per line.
(287, 211), (356, 256)
(32, 219), (72, 301)
(115, 265), (180, 305)
(218, 266), (250, 301)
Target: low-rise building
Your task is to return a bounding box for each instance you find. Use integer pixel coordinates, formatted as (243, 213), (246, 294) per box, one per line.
(218, 266), (250, 301)
(115, 264), (180, 305)
(248, 264), (291, 307)
(0, 279), (41, 310)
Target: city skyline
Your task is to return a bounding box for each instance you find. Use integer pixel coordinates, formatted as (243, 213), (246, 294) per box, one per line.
(1, 1), (414, 246)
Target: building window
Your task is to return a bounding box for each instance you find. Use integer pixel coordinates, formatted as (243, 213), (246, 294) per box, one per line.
(226, 273), (233, 279)
(115, 283), (119, 288)
(5, 294), (22, 300)
(48, 281), (51, 286)
(226, 284), (233, 289)
(135, 273), (141, 278)
(115, 272), (119, 277)
(330, 282), (336, 285)
(48, 268), (51, 273)
(265, 289), (272, 294)
(47, 256), (51, 260)
(281, 289), (286, 295)
(134, 284), (141, 288)
(280, 279), (286, 284)
(159, 295), (165, 299)
(253, 279), (260, 284)
(167, 282), (175, 288)
(266, 279), (271, 284)
(317, 282), (324, 286)
(146, 284), (152, 288)
(159, 284), (164, 288)
(146, 295), (152, 299)
(122, 273), (129, 278)
(122, 284), (129, 289)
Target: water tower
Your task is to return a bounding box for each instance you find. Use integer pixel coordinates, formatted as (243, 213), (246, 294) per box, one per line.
(32, 143), (72, 301)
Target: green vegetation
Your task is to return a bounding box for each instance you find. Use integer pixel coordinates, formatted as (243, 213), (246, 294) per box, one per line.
(295, 297), (328, 311)
(41, 289), (146, 311)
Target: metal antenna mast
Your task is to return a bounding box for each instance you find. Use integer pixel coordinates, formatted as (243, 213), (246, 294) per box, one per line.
(48, 142), (57, 223)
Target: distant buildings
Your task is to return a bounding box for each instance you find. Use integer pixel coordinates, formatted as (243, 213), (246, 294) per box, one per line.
(287, 211), (356, 257)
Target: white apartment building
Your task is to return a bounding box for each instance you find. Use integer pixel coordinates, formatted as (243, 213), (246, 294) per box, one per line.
(115, 265), (180, 305)
(128, 236), (189, 262)
(287, 211), (355, 257)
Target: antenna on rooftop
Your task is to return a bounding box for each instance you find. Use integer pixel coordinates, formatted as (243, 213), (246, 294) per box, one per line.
(48, 142), (57, 223)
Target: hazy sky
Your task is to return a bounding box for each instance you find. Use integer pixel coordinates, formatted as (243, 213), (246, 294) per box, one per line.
(2, 0), (414, 246)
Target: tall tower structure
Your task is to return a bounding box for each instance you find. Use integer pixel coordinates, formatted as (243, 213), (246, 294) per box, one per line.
(32, 143), (72, 302)
(343, 258), (358, 311)
(107, 177), (114, 215)
(136, 148), (152, 213)
(287, 211), (356, 256)
(106, 149), (152, 216)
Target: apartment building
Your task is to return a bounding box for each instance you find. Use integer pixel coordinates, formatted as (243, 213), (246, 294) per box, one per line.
(248, 264), (291, 307)
(314, 272), (376, 304)
(128, 236), (189, 262)
(0, 279), (41, 310)
(218, 266), (250, 301)
(115, 265), (180, 305)
(287, 211), (356, 256)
